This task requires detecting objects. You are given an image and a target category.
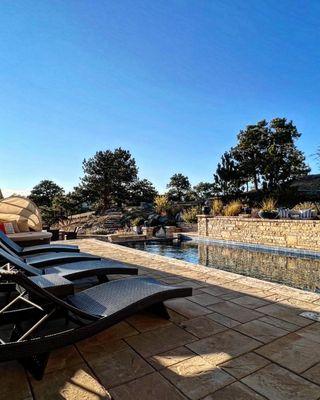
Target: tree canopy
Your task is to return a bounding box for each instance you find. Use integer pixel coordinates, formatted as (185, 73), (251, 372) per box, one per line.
(29, 180), (65, 207)
(215, 118), (310, 195)
(166, 173), (191, 201)
(80, 148), (138, 211)
(127, 179), (158, 205)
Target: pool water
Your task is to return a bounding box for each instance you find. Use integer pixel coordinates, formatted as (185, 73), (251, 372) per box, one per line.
(123, 240), (320, 293)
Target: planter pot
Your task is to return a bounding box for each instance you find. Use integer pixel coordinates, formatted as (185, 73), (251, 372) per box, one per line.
(133, 226), (142, 234)
(258, 211), (278, 219)
(202, 206), (211, 215)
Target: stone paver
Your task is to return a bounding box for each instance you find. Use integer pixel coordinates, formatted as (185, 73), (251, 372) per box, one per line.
(257, 316), (300, 332)
(186, 329), (261, 365)
(87, 347), (154, 388)
(179, 316), (227, 338)
(165, 298), (211, 318)
(234, 319), (288, 343)
(230, 295), (271, 309)
(242, 363), (320, 400)
(13, 239), (320, 400)
(207, 312), (241, 327)
(220, 352), (270, 379)
(208, 301), (264, 323)
(188, 292), (222, 306)
(203, 381), (266, 399)
(30, 365), (111, 400)
(125, 310), (172, 332)
(148, 346), (196, 370)
(256, 330), (320, 373)
(0, 361), (32, 400)
(256, 304), (312, 327)
(109, 372), (186, 400)
(161, 356), (235, 400)
(126, 324), (196, 358)
(303, 362), (320, 385)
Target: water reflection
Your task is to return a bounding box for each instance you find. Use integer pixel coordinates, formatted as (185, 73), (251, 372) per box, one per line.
(124, 241), (320, 293)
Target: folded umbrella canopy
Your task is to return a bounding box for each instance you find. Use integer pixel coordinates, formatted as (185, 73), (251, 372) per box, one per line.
(0, 195), (42, 231)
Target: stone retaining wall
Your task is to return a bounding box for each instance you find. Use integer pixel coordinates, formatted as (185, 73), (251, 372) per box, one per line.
(197, 216), (320, 251)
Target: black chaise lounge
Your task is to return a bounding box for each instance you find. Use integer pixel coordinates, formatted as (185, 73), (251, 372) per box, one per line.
(0, 269), (192, 379)
(0, 231), (79, 255)
(0, 241), (101, 268)
(0, 247), (138, 282)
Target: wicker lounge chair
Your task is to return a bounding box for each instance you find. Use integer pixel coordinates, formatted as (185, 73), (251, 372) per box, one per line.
(0, 269), (192, 379)
(0, 241), (101, 268)
(0, 231), (79, 255)
(0, 247), (138, 282)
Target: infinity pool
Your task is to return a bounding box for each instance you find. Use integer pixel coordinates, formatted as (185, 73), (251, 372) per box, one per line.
(123, 240), (320, 292)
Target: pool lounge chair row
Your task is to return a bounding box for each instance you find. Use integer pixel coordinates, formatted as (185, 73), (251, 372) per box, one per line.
(0, 232), (192, 380)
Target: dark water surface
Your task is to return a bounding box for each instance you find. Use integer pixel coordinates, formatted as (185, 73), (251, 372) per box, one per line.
(123, 240), (320, 292)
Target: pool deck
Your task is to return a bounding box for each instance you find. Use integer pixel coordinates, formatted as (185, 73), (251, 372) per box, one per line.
(5, 238), (320, 400)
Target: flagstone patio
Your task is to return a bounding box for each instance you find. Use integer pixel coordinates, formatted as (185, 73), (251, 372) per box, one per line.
(3, 238), (320, 400)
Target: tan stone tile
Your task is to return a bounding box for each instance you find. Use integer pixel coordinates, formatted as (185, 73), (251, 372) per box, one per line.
(161, 356), (234, 400)
(46, 345), (83, 374)
(207, 312), (241, 328)
(167, 308), (188, 323)
(187, 329), (261, 365)
(179, 316), (227, 338)
(0, 361), (32, 400)
(176, 280), (208, 289)
(126, 324), (196, 358)
(88, 347), (154, 388)
(234, 319), (288, 343)
(165, 298), (211, 318)
(256, 304), (313, 327)
(303, 363), (320, 385)
(110, 371), (186, 400)
(77, 336), (130, 363)
(125, 311), (172, 332)
(258, 316), (300, 332)
(201, 286), (235, 297)
(220, 352), (270, 379)
(31, 365), (111, 400)
(208, 301), (264, 323)
(203, 381), (266, 400)
(148, 346), (196, 370)
(256, 332), (320, 373)
(281, 298), (320, 312)
(242, 363), (320, 400)
(264, 293), (290, 302)
(231, 295), (271, 309)
(296, 322), (320, 343)
(189, 293), (222, 306)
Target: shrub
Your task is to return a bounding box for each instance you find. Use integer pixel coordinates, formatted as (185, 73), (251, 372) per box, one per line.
(223, 200), (242, 216)
(293, 202), (319, 212)
(154, 195), (170, 214)
(212, 199), (224, 215)
(131, 217), (144, 226)
(182, 207), (199, 223)
(261, 198), (277, 212)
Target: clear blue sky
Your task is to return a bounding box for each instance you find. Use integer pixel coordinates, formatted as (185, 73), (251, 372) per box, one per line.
(1, 0), (319, 197)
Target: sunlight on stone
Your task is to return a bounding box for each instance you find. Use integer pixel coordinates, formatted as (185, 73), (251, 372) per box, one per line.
(60, 368), (111, 400)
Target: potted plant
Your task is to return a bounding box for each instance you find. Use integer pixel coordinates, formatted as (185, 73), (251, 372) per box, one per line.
(258, 198), (278, 219)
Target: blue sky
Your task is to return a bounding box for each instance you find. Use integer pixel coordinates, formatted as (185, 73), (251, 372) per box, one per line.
(1, 0), (319, 197)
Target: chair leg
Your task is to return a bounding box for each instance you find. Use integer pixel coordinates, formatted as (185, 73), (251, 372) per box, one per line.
(19, 353), (50, 380)
(147, 302), (170, 319)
